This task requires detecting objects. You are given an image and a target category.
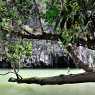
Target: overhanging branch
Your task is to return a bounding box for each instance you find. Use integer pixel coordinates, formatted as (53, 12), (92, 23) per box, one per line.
(18, 32), (59, 40)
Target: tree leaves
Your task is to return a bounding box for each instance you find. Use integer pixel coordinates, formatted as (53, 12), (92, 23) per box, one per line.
(6, 40), (32, 65)
(45, 6), (59, 24)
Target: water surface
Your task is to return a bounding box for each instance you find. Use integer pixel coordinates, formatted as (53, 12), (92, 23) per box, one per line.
(0, 69), (95, 95)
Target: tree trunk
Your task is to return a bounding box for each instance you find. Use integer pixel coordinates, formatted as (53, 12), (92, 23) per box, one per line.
(8, 72), (95, 85)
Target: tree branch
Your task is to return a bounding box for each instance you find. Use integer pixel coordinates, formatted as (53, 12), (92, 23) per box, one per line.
(17, 31), (59, 40)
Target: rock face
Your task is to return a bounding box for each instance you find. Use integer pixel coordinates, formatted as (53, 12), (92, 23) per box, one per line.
(20, 2), (69, 68)
(31, 39), (64, 68)
(75, 46), (95, 69)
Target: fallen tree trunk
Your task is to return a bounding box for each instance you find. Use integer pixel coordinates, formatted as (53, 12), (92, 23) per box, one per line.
(8, 72), (95, 85)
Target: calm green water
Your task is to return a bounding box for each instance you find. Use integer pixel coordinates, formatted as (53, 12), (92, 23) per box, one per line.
(0, 69), (95, 95)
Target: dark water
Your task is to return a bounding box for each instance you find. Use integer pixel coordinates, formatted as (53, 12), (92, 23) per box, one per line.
(0, 69), (95, 95)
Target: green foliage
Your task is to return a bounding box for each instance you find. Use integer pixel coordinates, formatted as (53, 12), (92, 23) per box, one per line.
(15, 0), (33, 20)
(0, 0), (95, 54)
(0, 0), (33, 32)
(43, 0), (60, 24)
(44, 0), (95, 45)
(45, 4), (60, 24)
(61, 29), (78, 45)
(6, 40), (32, 65)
